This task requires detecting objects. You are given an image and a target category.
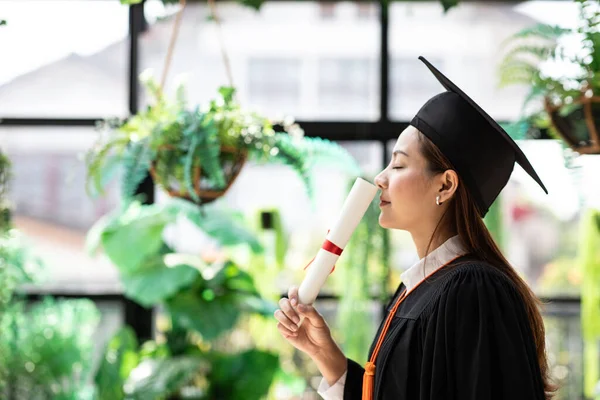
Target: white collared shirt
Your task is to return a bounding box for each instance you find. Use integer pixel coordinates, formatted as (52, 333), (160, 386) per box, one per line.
(317, 235), (467, 400)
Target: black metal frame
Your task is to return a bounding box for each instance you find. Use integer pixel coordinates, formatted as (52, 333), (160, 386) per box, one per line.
(3, 0), (579, 352)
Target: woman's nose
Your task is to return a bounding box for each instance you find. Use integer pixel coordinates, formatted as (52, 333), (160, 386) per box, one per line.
(374, 169), (387, 189)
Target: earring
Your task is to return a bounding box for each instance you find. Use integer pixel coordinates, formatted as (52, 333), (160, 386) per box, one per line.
(436, 196), (442, 206)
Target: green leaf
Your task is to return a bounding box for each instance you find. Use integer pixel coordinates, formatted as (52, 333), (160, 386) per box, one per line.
(120, 0), (143, 4)
(124, 356), (206, 399)
(95, 327), (140, 400)
(233, 294), (278, 317)
(502, 44), (557, 63)
(165, 198), (264, 253)
(438, 0), (459, 12)
(166, 290), (241, 341)
(121, 259), (199, 307)
(85, 213), (113, 255)
(121, 142), (154, 200)
(0, 20), (6, 26)
(183, 133), (201, 203)
(196, 117), (225, 189)
(208, 350), (279, 400)
(506, 23), (570, 42)
(498, 60), (540, 87)
(99, 202), (174, 273)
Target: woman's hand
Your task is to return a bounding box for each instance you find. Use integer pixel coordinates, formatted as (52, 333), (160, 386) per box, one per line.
(274, 286), (335, 359)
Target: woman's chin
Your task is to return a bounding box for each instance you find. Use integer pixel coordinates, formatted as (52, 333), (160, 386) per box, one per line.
(379, 212), (407, 230)
(378, 213), (393, 229)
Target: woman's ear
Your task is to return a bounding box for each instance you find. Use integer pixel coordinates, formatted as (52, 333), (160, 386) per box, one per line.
(437, 169), (459, 203)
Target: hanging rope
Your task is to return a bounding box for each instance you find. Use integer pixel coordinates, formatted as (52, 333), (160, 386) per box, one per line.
(159, 0), (187, 93)
(158, 0), (234, 94)
(208, 0), (235, 88)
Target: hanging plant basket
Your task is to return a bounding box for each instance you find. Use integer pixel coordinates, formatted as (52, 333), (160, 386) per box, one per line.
(150, 144), (247, 204)
(544, 89), (600, 155)
(85, 0), (362, 205)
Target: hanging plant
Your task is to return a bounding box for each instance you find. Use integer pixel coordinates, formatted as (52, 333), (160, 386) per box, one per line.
(499, 0), (600, 154)
(85, 76), (360, 203)
(86, 0), (360, 204)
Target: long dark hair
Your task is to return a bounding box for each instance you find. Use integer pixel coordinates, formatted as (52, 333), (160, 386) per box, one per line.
(417, 130), (557, 399)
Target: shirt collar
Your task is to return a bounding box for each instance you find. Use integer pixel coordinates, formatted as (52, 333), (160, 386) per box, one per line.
(400, 235), (467, 292)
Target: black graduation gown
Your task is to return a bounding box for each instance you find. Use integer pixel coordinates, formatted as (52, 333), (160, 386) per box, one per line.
(343, 257), (546, 400)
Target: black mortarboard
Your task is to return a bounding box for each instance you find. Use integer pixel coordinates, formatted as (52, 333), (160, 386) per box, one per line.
(410, 56), (548, 217)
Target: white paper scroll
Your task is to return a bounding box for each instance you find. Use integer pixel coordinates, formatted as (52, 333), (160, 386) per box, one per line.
(297, 177), (379, 306)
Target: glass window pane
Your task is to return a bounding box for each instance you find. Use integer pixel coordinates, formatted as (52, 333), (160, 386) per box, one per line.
(141, 1), (380, 121)
(543, 309), (583, 399)
(0, 127), (122, 293)
(0, 0), (129, 118)
(389, 2), (547, 121)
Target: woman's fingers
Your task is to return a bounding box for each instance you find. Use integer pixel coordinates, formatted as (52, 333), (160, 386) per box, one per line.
(274, 309), (299, 333)
(297, 303), (325, 328)
(288, 286), (299, 307)
(279, 297), (300, 324)
(277, 322), (298, 338)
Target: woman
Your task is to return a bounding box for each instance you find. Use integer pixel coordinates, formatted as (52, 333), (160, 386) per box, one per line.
(274, 57), (555, 400)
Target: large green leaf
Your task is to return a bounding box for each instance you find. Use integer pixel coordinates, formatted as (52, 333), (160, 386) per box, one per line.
(233, 294), (278, 317)
(85, 212), (113, 255)
(166, 290), (241, 341)
(124, 356), (206, 400)
(209, 262), (258, 294)
(165, 198), (264, 253)
(121, 258), (199, 307)
(95, 327), (140, 400)
(208, 349), (279, 400)
(100, 202), (174, 273)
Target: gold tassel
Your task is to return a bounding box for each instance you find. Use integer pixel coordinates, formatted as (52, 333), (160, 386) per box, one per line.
(362, 361), (376, 400)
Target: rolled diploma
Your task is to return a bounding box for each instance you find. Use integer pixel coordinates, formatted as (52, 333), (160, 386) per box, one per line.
(298, 177), (379, 306)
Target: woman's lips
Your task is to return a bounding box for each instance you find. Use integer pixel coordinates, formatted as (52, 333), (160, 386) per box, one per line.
(379, 200), (391, 207)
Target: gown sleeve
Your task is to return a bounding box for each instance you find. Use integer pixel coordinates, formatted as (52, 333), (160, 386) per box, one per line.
(420, 264), (546, 400)
(343, 358), (365, 399)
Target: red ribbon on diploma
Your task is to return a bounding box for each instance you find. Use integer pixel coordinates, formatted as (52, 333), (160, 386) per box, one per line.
(303, 231), (343, 274)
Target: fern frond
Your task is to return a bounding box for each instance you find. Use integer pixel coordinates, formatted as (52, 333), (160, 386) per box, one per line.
(197, 117), (225, 188)
(121, 141), (155, 201)
(503, 24), (571, 44)
(301, 136), (362, 176)
(269, 134), (313, 198)
(85, 136), (130, 197)
(503, 44), (558, 64)
(521, 82), (548, 110)
(498, 60), (541, 87)
(183, 135), (200, 203)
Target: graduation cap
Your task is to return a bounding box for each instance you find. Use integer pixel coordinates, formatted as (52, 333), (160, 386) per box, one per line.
(410, 56), (548, 217)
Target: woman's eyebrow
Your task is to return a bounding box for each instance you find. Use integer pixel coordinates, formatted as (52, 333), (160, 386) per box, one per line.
(392, 150), (409, 158)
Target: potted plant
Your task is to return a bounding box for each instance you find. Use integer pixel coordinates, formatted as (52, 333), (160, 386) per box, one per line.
(499, 0), (600, 154)
(0, 150), (101, 399)
(85, 73), (360, 204)
(88, 198), (286, 399)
